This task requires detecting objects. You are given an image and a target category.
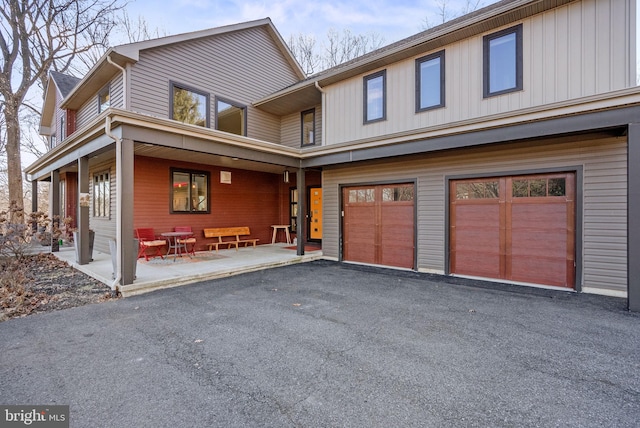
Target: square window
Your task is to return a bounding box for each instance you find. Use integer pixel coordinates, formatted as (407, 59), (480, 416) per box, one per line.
(483, 24), (523, 97)
(216, 97), (246, 136)
(364, 70), (386, 123)
(301, 109), (315, 146)
(171, 169), (210, 213)
(171, 83), (209, 127)
(416, 51), (445, 112)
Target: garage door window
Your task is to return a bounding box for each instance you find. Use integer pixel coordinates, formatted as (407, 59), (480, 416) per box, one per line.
(383, 186), (414, 201)
(513, 177), (566, 197)
(455, 180), (499, 199)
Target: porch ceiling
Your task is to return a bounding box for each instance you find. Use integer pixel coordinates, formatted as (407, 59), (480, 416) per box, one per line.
(133, 143), (289, 174)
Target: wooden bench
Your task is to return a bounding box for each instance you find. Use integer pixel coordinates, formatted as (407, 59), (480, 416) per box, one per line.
(203, 227), (259, 253)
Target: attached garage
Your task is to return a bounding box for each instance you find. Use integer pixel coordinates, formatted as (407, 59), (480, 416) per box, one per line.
(449, 172), (576, 288)
(342, 183), (415, 269)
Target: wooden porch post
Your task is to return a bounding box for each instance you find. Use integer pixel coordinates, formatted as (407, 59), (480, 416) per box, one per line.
(628, 124), (640, 311)
(50, 170), (60, 252)
(296, 167), (306, 256)
(119, 138), (136, 285)
(77, 156), (91, 264)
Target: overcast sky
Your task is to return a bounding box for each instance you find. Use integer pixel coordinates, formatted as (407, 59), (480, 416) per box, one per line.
(123, 0), (492, 47)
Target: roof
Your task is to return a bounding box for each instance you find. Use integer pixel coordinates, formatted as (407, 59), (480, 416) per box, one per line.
(49, 71), (80, 97)
(60, 18), (305, 110)
(254, 0), (576, 116)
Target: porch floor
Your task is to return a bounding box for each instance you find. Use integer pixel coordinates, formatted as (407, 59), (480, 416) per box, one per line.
(53, 243), (324, 297)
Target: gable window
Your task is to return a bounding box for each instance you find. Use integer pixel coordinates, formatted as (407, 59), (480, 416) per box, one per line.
(171, 168), (210, 213)
(416, 50), (445, 112)
(483, 24), (523, 97)
(363, 70), (386, 123)
(98, 86), (110, 113)
(171, 82), (209, 127)
(301, 109), (315, 146)
(93, 172), (110, 218)
(215, 97), (246, 136)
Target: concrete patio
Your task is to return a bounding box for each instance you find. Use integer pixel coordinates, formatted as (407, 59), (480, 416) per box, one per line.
(52, 243), (323, 297)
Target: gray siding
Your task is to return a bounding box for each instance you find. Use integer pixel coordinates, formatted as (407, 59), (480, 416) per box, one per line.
(322, 136), (627, 295)
(323, 0), (633, 146)
(128, 26), (299, 144)
(281, 104), (322, 148)
(89, 157), (116, 255)
(76, 92), (99, 131)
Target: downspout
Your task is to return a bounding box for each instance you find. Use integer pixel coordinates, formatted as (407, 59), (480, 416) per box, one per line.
(105, 116), (122, 292)
(106, 54), (127, 108)
(314, 81), (326, 146)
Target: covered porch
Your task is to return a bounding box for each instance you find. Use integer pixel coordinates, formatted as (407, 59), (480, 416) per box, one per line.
(53, 243), (323, 297)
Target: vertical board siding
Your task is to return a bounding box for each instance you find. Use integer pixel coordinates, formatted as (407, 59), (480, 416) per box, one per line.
(323, 0), (631, 146)
(129, 26), (299, 144)
(322, 137), (627, 293)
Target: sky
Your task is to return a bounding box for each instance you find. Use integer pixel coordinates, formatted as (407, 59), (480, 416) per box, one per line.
(122, 0), (489, 48)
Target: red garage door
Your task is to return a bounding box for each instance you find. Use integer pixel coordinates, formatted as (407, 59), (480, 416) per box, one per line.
(450, 173), (575, 288)
(343, 184), (415, 269)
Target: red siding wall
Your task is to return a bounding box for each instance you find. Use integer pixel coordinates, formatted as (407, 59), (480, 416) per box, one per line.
(133, 156), (282, 251)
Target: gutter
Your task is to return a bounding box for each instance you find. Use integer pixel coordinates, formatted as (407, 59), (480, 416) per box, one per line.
(104, 116), (121, 293)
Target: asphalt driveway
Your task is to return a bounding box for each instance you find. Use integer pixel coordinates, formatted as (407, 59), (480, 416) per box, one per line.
(1, 260), (639, 427)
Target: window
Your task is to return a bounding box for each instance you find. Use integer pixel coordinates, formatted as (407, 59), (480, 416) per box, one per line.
(512, 177), (566, 197)
(290, 188), (298, 233)
(60, 114), (65, 140)
(98, 86), (110, 113)
(455, 180), (500, 199)
(171, 82), (209, 127)
(483, 24), (523, 97)
(416, 50), (445, 112)
(215, 97), (246, 136)
(60, 180), (66, 219)
(363, 70), (386, 123)
(93, 172), (110, 217)
(171, 169), (209, 213)
(50, 134), (57, 149)
(301, 109), (315, 146)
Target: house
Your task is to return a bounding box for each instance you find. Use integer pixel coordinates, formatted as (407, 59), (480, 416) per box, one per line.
(27, 0), (640, 311)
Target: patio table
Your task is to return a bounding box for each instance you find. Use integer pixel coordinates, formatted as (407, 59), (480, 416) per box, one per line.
(161, 231), (194, 261)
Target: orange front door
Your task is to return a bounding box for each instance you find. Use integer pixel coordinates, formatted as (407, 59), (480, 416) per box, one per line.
(309, 187), (323, 240)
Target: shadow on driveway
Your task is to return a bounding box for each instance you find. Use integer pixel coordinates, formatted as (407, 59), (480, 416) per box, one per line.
(1, 260), (638, 427)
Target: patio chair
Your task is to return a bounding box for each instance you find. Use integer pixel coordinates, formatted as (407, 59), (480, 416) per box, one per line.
(135, 228), (166, 261)
(174, 226), (196, 256)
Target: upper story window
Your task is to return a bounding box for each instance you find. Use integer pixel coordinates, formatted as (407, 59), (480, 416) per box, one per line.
(363, 70), (386, 124)
(301, 109), (315, 146)
(171, 82), (209, 127)
(215, 97), (246, 136)
(416, 50), (445, 112)
(483, 24), (523, 98)
(98, 85), (110, 113)
(170, 168), (210, 213)
(50, 134), (57, 149)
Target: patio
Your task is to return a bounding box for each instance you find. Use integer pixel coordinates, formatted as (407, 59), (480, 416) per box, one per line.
(53, 243), (323, 297)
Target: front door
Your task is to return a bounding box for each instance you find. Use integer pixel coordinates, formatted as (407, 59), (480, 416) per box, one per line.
(309, 187), (323, 241)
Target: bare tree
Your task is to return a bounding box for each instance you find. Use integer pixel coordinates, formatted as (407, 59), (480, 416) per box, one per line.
(288, 29), (385, 75)
(0, 0), (124, 222)
(422, 0), (484, 29)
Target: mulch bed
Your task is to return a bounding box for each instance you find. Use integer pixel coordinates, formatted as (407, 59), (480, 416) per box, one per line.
(0, 253), (117, 322)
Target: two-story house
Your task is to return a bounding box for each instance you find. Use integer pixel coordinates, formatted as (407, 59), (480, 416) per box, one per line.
(28, 0), (640, 310)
